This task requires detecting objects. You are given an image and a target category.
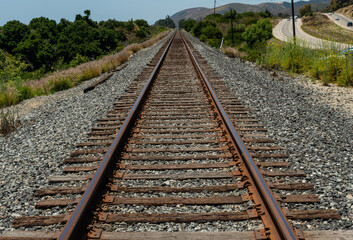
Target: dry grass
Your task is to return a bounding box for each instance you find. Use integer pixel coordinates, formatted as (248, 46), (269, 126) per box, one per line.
(0, 31), (170, 108)
(302, 13), (353, 44)
(336, 5), (353, 18)
(222, 47), (248, 58)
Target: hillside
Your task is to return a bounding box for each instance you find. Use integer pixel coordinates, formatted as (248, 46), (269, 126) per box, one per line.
(302, 13), (353, 44)
(336, 4), (353, 18)
(171, 0), (330, 25)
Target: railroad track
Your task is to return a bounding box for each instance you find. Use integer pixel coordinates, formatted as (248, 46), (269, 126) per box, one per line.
(0, 31), (340, 240)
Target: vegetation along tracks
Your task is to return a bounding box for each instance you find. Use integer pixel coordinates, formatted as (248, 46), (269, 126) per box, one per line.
(0, 31), (341, 240)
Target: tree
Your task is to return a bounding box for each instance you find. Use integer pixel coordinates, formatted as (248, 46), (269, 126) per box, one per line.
(299, 4), (313, 17)
(99, 19), (125, 29)
(135, 19), (149, 28)
(180, 19), (196, 32)
(201, 25), (222, 39)
(84, 10), (91, 18)
(14, 32), (55, 70)
(0, 20), (30, 53)
(99, 28), (118, 52)
(259, 9), (273, 18)
(0, 49), (28, 82)
(330, 0), (353, 11)
(126, 19), (135, 31)
(192, 21), (217, 38)
(29, 17), (57, 43)
(135, 29), (147, 38)
(242, 18), (272, 48)
(56, 20), (102, 62)
(57, 18), (71, 32)
(154, 16), (175, 28)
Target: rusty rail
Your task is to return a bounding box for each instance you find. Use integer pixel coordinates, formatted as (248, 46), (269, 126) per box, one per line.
(180, 33), (298, 240)
(58, 32), (176, 240)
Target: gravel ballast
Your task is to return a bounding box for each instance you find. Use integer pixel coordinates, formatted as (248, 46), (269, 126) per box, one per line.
(0, 35), (170, 232)
(186, 33), (352, 231)
(1, 31), (352, 234)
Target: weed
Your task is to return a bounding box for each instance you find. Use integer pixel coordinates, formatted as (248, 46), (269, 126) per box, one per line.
(0, 108), (20, 135)
(50, 78), (73, 93)
(18, 85), (34, 101)
(0, 87), (19, 107)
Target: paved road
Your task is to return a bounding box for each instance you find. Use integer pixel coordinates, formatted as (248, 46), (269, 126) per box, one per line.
(324, 13), (353, 31)
(273, 18), (351, 50)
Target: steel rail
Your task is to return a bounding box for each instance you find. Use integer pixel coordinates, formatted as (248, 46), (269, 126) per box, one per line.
(58, 31), (176, 240)
(180, 32), (298, 240)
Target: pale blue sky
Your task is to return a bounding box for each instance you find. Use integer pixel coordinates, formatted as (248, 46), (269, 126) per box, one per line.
(0, 0), (302, 26)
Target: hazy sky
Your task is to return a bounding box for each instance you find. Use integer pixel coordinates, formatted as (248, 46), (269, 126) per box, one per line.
(0, 0), (303, 26)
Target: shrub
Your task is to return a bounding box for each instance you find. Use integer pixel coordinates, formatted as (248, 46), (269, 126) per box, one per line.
(69, 54), (89, 67)
(125, 20), (135, 31)
(135, 29), (147, 38)
(200, 34), (207, 42)
(242, 19), (272, 48)
(181, 19), (197, 32)
(206, 38), (222, 48)
(116, 45), (124, 52)
(135, 19), (149, 28)
(338, 57), (353, 86)
(201, 25), (223, 39)
(225, 24), (246, 45)
(192, 21), (216, 38)
(204, 13), (227, 23)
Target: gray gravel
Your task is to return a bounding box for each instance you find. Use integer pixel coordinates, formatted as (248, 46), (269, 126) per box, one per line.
(1, 31), (352, 234)
(0, 35), (170, 232)
(185, 32), (353, 230)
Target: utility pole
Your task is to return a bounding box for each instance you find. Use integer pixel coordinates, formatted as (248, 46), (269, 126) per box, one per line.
(226, 8), (235, 45)
(291, 0), (296, 39)
(214, 0), (216, 14)
(230, 9), (235, 45)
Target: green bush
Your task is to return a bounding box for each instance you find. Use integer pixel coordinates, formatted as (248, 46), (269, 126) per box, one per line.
(69, 54), (89, 67)
(116, 45), (124, 52)
(206, 38), (222, 48)
(192, 21), (216, 38)
(135, 19), (149, 28)
(135, 29), (147, 38)
(200, 34), (207, 42)
(225, 24), (246, 45)
(242, 19), (272, 48)
(126, 20), (134, 31)
(180, 19), (197, 32)
(204, 13), (227, 23)
(201, 25), (223, 39)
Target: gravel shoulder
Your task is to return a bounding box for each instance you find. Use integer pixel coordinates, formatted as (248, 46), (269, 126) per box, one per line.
(0, 34), (170, 232)
(186, 32), (353, 230)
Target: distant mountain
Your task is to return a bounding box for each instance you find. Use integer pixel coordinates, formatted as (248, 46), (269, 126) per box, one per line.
(171, 0), (330, 25)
